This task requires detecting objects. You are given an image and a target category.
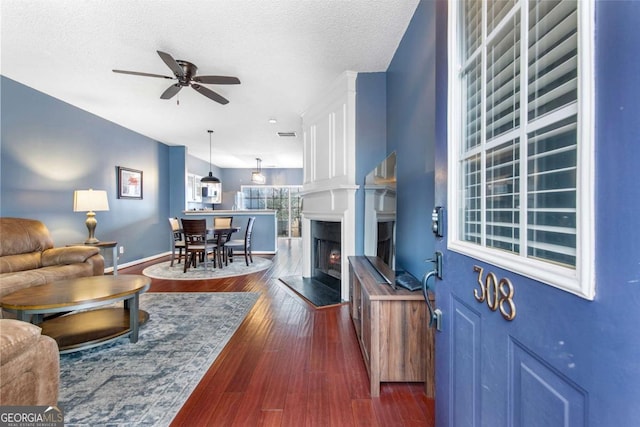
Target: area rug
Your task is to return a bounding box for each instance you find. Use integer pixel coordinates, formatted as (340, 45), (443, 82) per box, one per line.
(142, 256), (272, 280)
(58, 292), (259, 426)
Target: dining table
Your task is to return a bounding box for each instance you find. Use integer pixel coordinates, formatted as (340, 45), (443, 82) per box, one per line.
(176, 225), (241, 271)
(207, 226), (241, 268)
(208, 226), (240, 236)
(177, 227), (240, 239)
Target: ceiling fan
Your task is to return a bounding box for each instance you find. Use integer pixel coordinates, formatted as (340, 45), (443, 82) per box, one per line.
(113, 50), (240, 105)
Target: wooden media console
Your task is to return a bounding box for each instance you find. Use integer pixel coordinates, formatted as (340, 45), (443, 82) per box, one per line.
(348, 256), (435, 398)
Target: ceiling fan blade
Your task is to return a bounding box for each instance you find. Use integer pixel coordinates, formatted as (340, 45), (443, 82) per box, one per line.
(192, 75), (241, 85)
(191, 83), (229, 105)
(157, 50), (184, 78)
(113, 69), (174, 79)
(160, 84), (182, 99)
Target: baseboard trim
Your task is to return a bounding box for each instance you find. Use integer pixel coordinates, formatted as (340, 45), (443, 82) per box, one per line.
(111, 250), (277, 272)
(106, 252), (168, 273)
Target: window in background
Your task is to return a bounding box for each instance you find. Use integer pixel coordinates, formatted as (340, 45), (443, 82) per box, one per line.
(241, 185), (302, 238)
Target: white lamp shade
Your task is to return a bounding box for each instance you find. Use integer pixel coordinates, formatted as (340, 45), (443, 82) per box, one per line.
(251, 171), (266, 184)
(251, 157), (266, 184)
(73, 189), (110, 212)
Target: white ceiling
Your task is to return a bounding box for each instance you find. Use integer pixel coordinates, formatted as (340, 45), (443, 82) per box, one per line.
(1, 0), (419, 168)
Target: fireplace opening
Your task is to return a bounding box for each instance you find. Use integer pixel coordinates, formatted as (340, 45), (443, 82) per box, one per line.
(311, 220), (342, 291)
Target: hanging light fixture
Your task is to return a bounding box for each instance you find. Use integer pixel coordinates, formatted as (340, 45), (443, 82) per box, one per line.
(201, 130), (220, 183)
(251, 158), (266, 184)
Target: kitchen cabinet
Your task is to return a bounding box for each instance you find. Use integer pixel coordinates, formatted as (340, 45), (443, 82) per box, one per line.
(186, 174), (202, 202)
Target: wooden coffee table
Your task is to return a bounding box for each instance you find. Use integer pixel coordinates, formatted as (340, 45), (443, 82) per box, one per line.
(0, 275), (150, 353)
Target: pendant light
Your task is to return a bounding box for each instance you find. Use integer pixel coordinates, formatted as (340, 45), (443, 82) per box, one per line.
(201, 130), (220, 183)
(251, 158), (266, 184)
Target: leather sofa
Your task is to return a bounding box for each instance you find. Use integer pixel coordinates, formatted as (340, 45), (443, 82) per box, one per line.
(0, 319), (59, 405)
(0, 217), (105, 406)
(0, 217), (105, 301)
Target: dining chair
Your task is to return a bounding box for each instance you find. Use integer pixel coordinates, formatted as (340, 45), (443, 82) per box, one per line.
(212, 217), (234, 266)
(213, 216), (233, 228)
(168, 217), (185, 267)
(225, 217), (255, 266)
(181, 218), (217, 273)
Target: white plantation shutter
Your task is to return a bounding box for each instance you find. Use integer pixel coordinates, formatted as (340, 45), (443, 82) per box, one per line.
(486, 12), (520, 141)
(461, 153), (481, 244)
(451, 0), (594, 297)
(486, 139), (520, 253)
(527, 1), (578, 266)
(462, 1), (481, 61)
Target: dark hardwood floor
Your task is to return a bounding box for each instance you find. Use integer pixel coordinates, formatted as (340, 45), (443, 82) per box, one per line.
(121, 239), (435, 426)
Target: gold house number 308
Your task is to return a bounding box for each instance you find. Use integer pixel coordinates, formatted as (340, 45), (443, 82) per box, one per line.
(473, 266), (517, 321)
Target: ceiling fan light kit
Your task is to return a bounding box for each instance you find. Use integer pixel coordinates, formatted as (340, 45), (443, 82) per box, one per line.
(113, 50), (240, 105)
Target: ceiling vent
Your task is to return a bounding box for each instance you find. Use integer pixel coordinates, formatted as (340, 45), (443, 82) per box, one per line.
(277, 131), (297, 137)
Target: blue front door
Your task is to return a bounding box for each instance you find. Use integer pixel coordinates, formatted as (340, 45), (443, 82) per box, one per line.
(432, 1), (640, 425)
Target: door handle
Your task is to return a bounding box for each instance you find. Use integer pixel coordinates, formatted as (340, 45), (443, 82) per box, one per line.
(422, 251), (443, 330)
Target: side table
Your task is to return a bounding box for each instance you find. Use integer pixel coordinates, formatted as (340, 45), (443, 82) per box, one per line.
(67, 241), (118, 276)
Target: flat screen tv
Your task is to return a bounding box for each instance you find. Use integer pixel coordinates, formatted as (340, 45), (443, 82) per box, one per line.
(363, 152), (397, 282)
(363, 152), (422, 292)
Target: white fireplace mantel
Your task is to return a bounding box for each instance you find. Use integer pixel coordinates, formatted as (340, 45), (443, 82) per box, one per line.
(301, 71), (358, 301)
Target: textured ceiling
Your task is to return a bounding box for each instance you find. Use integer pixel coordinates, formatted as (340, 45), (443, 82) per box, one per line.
(1, 0), (419, 168)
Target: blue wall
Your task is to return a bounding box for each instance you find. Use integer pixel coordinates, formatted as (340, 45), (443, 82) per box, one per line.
(218, 168), (303, 210)
(184, 154), (302, 210)
(187, 153), (222, 182)
(186, 153), (302, 194)
(1, 76), (171, 265)
(220, 167), (302, 188)
(355, 72), (387, 254)
(386, 0), (436, 278)
(169, 145), (188, 218)
(183, 154), (302, 211)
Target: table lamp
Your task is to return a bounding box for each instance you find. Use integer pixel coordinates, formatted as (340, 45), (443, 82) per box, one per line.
(73, 189), (110, 244)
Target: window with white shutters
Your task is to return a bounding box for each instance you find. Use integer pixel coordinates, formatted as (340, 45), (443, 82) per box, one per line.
(448, 0), (594, 299)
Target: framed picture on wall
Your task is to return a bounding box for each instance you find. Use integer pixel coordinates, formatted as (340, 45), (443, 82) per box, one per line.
(117, 166), (143, 199)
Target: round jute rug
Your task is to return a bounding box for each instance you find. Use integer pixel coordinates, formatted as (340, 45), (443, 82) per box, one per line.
(142, 256), (272, 280)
